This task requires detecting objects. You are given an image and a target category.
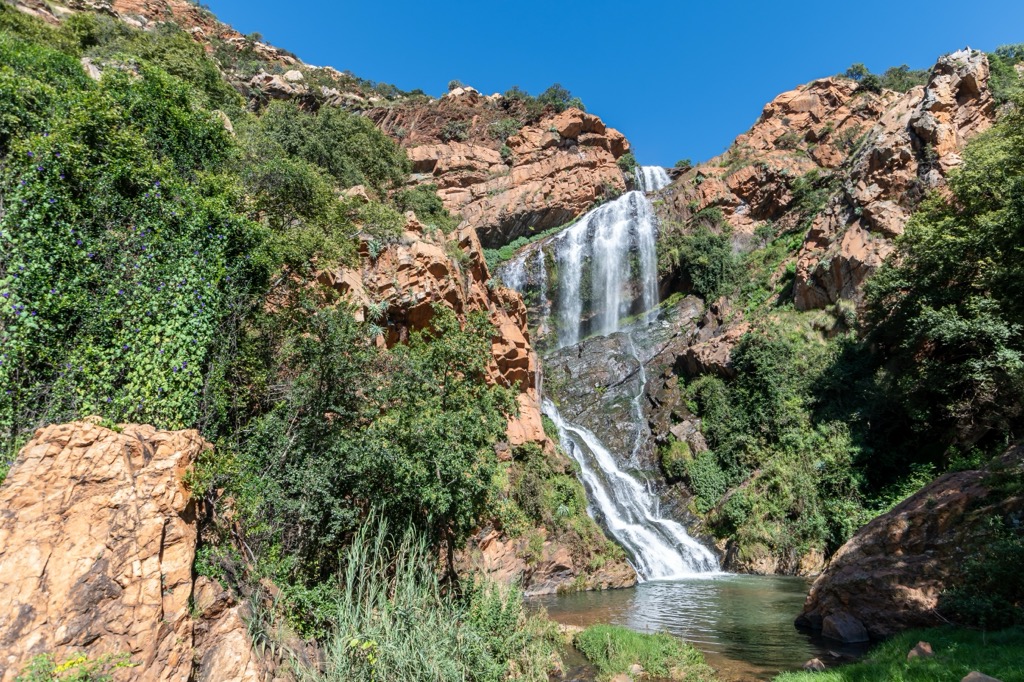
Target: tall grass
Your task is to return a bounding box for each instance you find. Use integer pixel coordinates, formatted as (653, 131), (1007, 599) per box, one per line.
(302, 518), (556, 682)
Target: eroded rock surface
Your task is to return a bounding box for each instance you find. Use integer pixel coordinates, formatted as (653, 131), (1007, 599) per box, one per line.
(371, 103), (630, 247)
(796, 445), (1024, 642)
(0, 421), (279, 681)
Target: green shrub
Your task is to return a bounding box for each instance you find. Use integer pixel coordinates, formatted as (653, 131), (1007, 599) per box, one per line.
(440, 120), (470, 142)
(940, 516), (1024, 630)
(659, 226), (737, 300)
(252, 100), (408, 192)
(659, 438), (691, 481)
(393, 184), (458, 232)
(487, 117), (521, 142)
(617, 152), (637, 175)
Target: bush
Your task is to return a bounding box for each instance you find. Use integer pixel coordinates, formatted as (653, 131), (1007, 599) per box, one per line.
(659, 226), (737, 300)
(393, 184), (458, 232)
(252, 100), (408, 192)
(616, 152), (637, 175)
(940, 516), (1024, 630)
(487, 117), (521, 142)
(440, 120), (470, 142)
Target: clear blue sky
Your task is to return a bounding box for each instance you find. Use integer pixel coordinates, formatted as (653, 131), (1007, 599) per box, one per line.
(204, 0), (1024, 167)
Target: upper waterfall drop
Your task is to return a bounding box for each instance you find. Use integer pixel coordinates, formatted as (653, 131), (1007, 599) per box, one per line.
(497, 165), (671, 348)
(635, 165), (672, 193)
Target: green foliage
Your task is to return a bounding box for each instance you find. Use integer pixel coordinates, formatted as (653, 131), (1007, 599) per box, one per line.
(659, 437), (691, 481)
(674, 158), (692, 169)
(659, 226), (738, 300)
(843, 61), (929, 94)
(304, 518), (556, 682)
(878, 64), (930, 92)
(440, 119), (470, 142)
(0, 36), (268, 441)
(573, 625), (714, 682)
(16, 652), (133, 682)
(617, 152), (638, 175)
(393, 184), (459, 232)
(502, 83), (583, 120)
(865, 98), (1024, 455)
(940, 516), (1024, 630)
(251, 100), (408, 193)
(536, 83), (583, 113)
(231, 303), (513, 596)
(487, 117), (521, 142)
(988, 44), (1024, 103)
(844, 63), (869, 81)
(773, 627), (1024, 682)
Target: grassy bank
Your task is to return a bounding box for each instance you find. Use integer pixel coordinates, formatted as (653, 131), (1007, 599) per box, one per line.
(573, 624), (716, 681)
(775, 627), (1024, 682)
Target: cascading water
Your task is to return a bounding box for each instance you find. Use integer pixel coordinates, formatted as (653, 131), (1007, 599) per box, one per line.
(499, 188), (666, 348)
(499, 166), (719, 580)
(635, 164), (671, 193)
(544, 398), (719, 577)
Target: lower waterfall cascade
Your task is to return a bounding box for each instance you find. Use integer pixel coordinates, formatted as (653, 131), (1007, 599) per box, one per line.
(500, 166), (721, 581)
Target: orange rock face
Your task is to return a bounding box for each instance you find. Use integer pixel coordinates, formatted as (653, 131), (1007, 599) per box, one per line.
(658, 51), (996, 311)
(462, 527), (636, 596)
(794, 49), (996, 310)
(0, 422), (277, 681)
(317, 214), (547, 448)
(372, 100), (630, 247)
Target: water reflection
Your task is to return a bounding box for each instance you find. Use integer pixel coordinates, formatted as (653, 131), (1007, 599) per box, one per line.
(531, 575), (869, 680)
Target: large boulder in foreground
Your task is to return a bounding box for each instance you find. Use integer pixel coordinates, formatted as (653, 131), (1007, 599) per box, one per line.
(796, 445), (1024, 642)
(0, 421), (279, 681)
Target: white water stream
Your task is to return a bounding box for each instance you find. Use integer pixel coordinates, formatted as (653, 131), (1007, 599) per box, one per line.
(499, 167), (719, 580)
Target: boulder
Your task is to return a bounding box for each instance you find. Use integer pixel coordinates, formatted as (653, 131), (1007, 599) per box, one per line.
(962, 674), (1003, 682)
(803, 658), (826, 671)
(907, 641), (933, 660)
(796, 445), (1024, 641)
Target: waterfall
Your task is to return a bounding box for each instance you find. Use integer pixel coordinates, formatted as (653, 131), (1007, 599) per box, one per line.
(498, 165), (719, 580)
(635, 165), (671, 193)
(498, 187), (663, 348)
(544, 398), (720, 578)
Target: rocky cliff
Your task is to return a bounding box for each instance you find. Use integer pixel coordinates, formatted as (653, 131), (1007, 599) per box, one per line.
(317, 208), (547, 448)
(796, 445), (1024, 643)
(0, 421), (292, 681)
(658, 48), (997, 315)
(370, 94), (630, 247)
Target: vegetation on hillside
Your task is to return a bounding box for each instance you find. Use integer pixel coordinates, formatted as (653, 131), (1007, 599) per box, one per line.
(661, 83), (1024, 572)
(0, 7), (564, 679)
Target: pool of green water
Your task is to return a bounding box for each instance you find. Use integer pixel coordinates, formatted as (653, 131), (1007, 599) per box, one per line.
(531, 574), (869, 680)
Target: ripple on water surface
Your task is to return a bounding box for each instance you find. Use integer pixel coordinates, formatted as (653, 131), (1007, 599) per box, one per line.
(531, 575), (869, 681)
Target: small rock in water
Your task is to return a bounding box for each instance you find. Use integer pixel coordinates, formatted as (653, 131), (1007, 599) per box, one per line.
(628, 663), (644, 676)
(907, 641), (934, 660)
(962, 673), (1003, 682)
(803, 658), (826, 671)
